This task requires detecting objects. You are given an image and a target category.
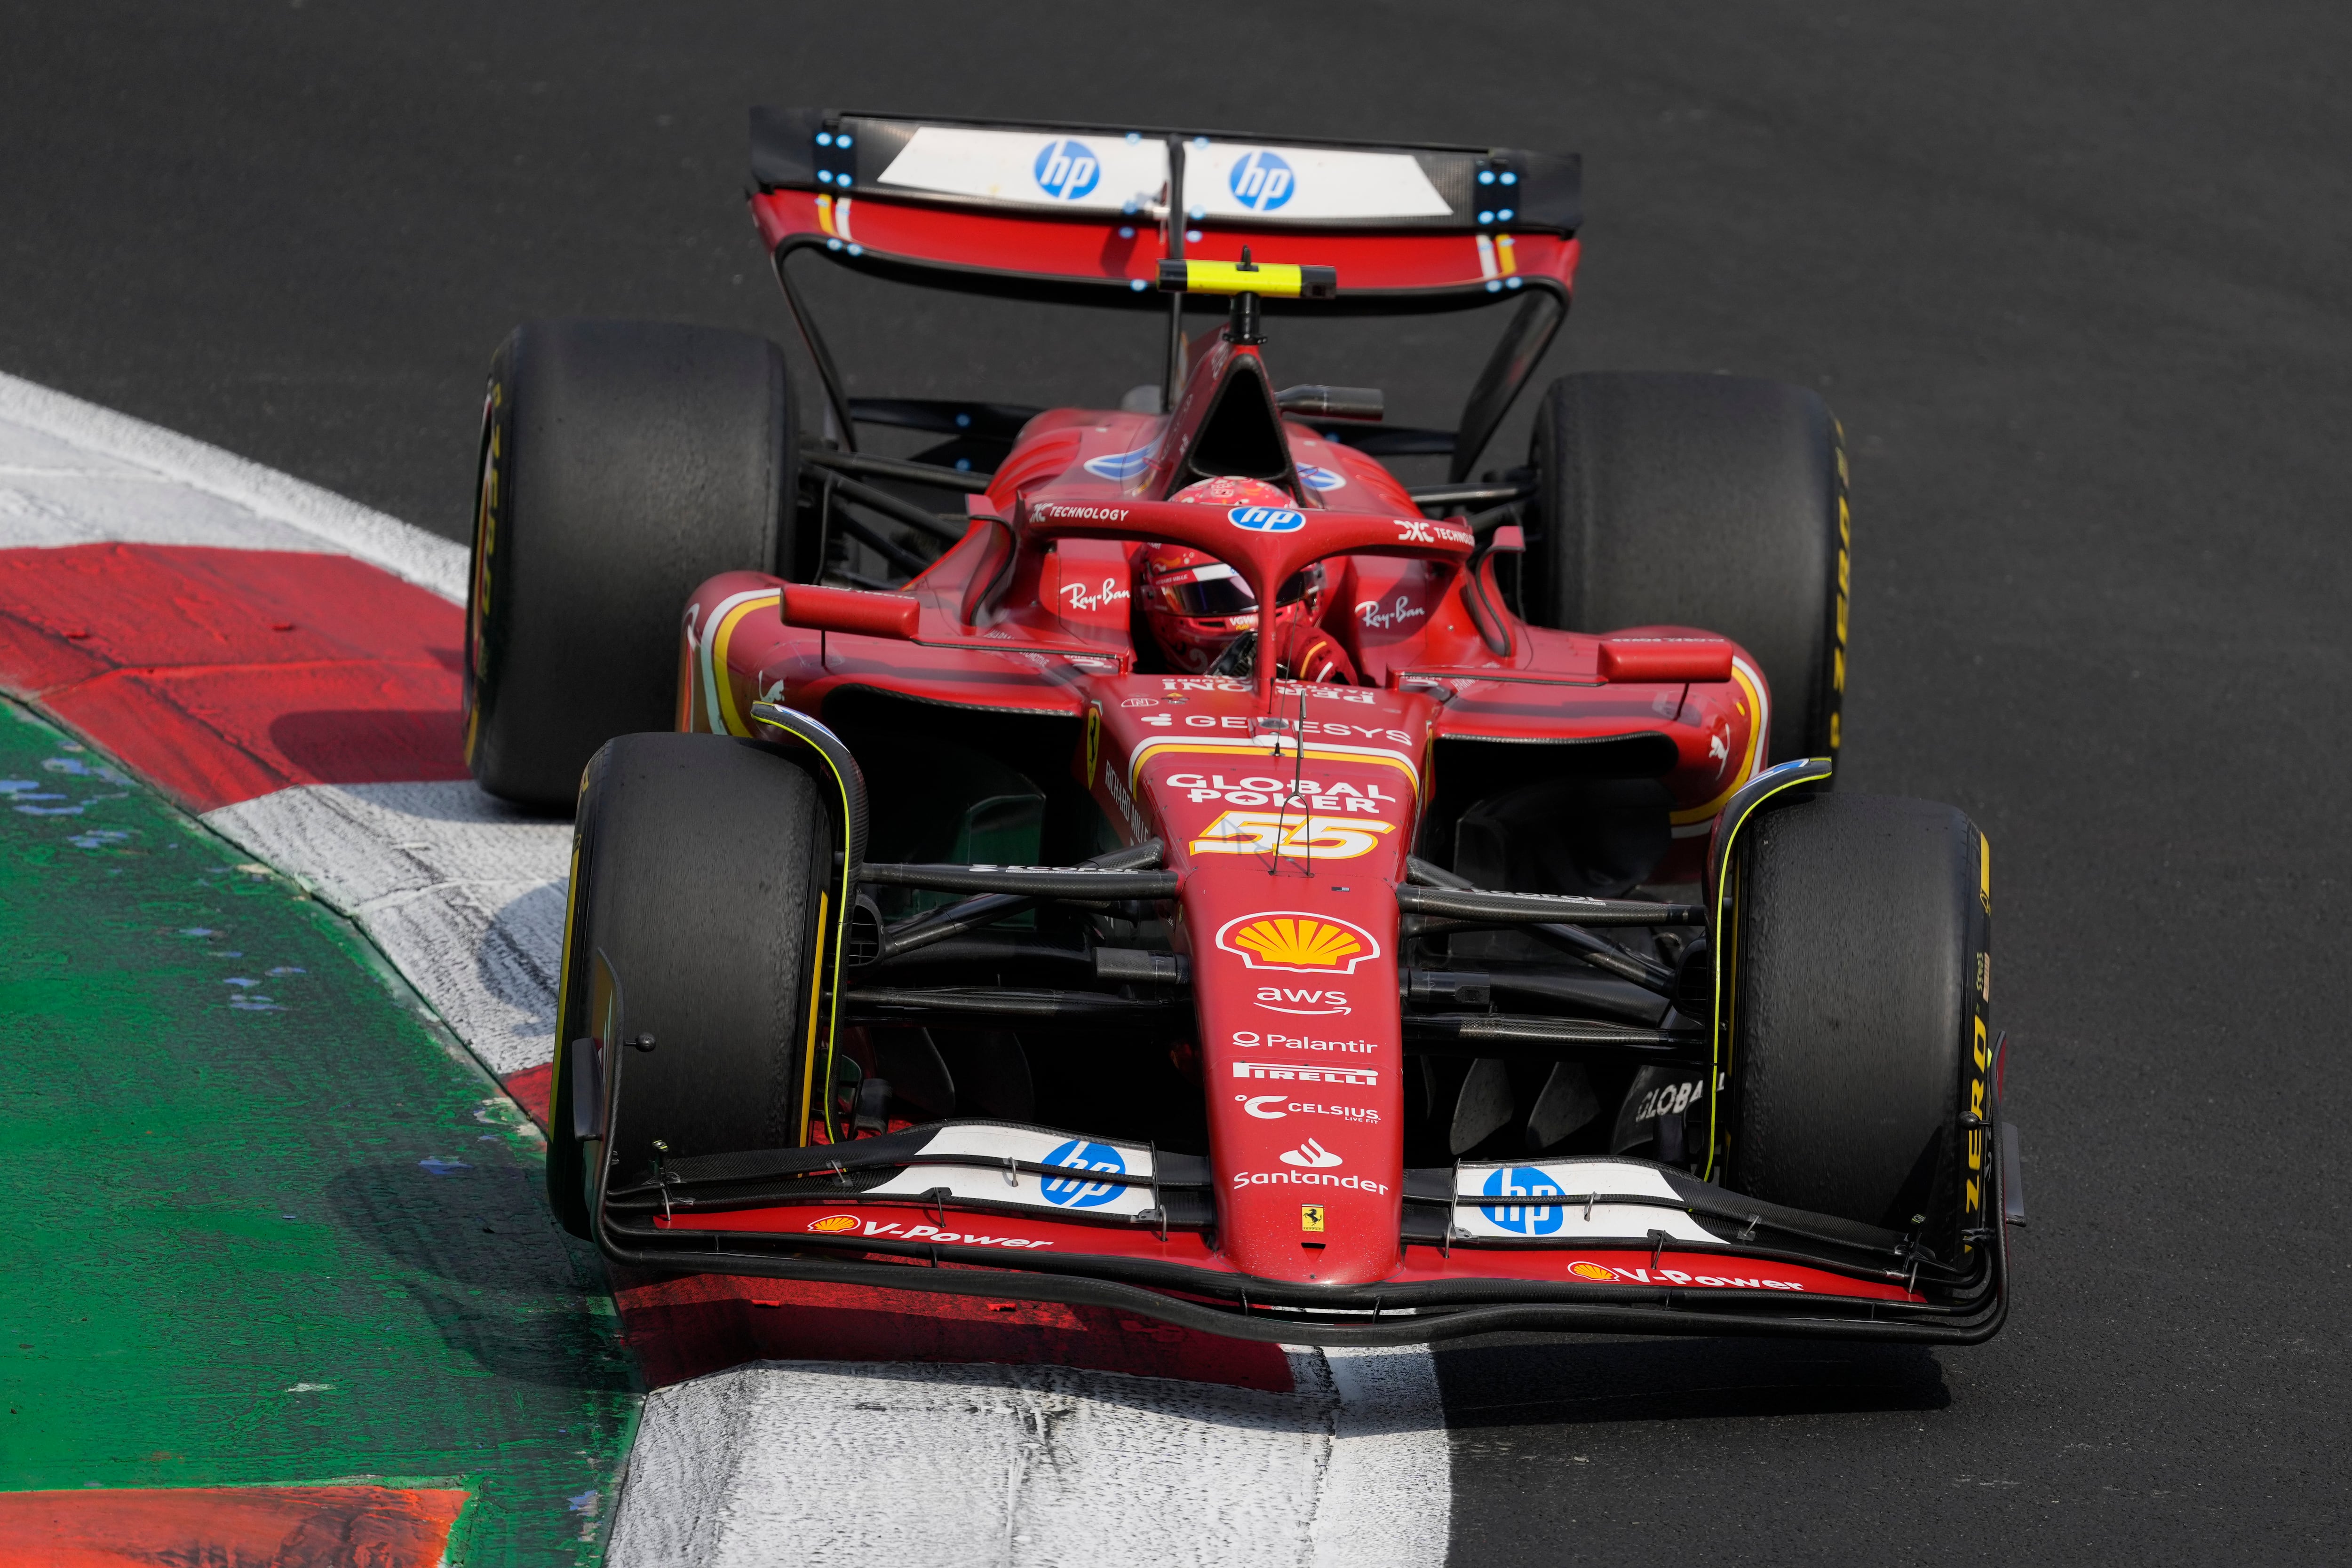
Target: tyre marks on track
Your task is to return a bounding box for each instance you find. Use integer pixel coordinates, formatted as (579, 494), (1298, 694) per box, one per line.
(0, 369), (1452, 1568)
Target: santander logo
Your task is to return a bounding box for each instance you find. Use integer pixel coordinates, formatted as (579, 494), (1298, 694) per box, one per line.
(1279, 1138), (1344, 1169)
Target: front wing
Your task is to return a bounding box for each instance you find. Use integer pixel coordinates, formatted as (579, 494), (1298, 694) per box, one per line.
(596, 1117), (2011, 1346)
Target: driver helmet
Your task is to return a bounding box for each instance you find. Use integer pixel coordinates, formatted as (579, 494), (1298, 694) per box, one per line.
(1139, 477), (1326, 673)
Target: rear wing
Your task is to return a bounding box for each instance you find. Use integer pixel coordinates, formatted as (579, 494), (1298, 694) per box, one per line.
(748, 108), (1584, 481)
(750, 107), (1579, 309)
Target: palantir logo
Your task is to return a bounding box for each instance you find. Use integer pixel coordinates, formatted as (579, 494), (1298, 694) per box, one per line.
(1040, 1137), (1126, 1207)
(1229, 505), (1305, 533)
(1229, 149), (1295, 212)
(1033, 139), (1101, 201)
(1480, 1166), (1566, 1235)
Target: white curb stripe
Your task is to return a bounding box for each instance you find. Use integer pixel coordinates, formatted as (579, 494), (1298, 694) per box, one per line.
(610, 1351), (1447, 1568)
(202, 781), (572, 1078)
(0, 369), (467, 601)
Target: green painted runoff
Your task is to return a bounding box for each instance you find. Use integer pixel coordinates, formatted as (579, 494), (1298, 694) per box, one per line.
(0, 700), (635, 1564)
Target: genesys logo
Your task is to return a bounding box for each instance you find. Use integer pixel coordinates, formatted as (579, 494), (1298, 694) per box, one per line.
(1279, 1137), (1343, 1168)
(1229, 505), (1305, 533)
(1233, 1168), (1389, 1196)
(1033, 139), (1101, 201)
(805, 1214), (1053, 1250)
(1566, 1259), (1806, 1292)
(1231, 1027), (1378, 1054)
(1232, 1061), (1377, 1087)
(1040, 1137), (1129, 1209)
(1217, 912), (1381, 974)
(1235, 1094), (1382, 1124)
(1229, 148), (1296, 212)
(1190, 811), (1395, 862)
(1256, 984), (1352, 1016)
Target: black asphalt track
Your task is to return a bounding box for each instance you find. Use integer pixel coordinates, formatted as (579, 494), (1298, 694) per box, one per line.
(7, 3), (2349, 1562)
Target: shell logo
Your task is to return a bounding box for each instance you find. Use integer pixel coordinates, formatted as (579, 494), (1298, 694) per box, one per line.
(807, 1213), (861, 1234)
(1568, 1260), (1618, 1283)
(1216, 911), (1381, 974)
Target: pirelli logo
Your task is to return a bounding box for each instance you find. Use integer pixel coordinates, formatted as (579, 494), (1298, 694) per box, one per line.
(1232, 1062), (1378, 1087)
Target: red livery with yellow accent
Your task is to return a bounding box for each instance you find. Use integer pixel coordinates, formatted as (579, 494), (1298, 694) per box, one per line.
(463, 110), (2013, 1343)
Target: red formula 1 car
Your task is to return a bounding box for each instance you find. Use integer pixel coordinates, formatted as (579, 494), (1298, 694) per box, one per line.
(463, 110), (2015, 1343)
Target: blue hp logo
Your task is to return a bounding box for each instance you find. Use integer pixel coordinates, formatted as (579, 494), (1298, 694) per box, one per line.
(1229, 505), (1305, 533)
(1229, 150), (1295, 211)
(1480, 1167), (1566, 1235)
(1033, 139), (1101, 201)
(1040, 1138), (1126, 1207)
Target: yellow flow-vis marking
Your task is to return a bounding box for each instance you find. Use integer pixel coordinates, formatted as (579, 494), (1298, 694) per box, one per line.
(1157, 259), (1337, 299)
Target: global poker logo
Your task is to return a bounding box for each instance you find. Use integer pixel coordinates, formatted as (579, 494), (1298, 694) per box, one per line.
(1033, 139), (1101, 201)
(1229, 505), (1304, 533)
(1229, 149), (1295, 211)
(1040, 1137), (1126, 1208)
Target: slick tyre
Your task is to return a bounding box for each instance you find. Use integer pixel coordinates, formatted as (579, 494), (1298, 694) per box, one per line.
(466, 319), (800, 809)
(1725, 793), (1991, 1259)
(1523, 372), (1848, 768)
(546, 732), (832, 1237)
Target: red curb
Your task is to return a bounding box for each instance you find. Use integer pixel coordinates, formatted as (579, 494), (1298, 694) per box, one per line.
(0, 544), (465, 812)
(0, 1486), (469, 1568)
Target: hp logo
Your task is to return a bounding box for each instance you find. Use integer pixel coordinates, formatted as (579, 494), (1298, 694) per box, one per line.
(1040, 1138), (1126, 1208)
(1229, 150), (1295, 212)
(1228, 505), (1305, 533)
(1479, 1166), (1566, 1235)
(1033, 139), (1101, 201)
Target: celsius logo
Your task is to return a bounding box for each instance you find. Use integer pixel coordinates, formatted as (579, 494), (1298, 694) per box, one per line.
(1479, 1166), (1566, 1236)
(1229, 149), (1295, 211)
(1040, 1137), (1127, 1207)
(1033, 139), (1101, 201)
(1279, 1137), (1343, 1169)
(1229, 505), (1304, 533)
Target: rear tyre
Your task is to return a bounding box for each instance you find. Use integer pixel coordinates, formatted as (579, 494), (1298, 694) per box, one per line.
(1523, 372), (1847, 768)
(546, 732), (832, 1237)
(1726, 793), (1991, 1258)
(466, 319), (800, 809)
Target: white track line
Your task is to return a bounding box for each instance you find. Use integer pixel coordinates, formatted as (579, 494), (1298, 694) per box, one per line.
(610, 1351), (1448, 1568)
(0, 371), (1455, 1566)
(0, 369), (466, 600)
(203, 781), (572, 1078)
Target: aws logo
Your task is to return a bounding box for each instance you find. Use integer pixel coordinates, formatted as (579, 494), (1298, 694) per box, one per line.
(1256, 984), (1351, 1016)
(1217, 912), (1380, 974)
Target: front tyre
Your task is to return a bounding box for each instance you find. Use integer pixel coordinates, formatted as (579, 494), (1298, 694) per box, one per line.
(546, 732), (833, 1237)
(1725, 793), (1991, 1261)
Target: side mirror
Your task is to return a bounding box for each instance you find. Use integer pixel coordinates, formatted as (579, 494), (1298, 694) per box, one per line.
(781, 583), (919, 640)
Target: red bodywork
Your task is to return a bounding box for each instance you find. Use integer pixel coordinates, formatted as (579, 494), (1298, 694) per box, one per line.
(665, 321), (1858, 1305)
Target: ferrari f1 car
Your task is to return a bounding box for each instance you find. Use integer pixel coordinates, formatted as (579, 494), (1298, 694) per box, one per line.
(464, 109), (2017, 1343)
